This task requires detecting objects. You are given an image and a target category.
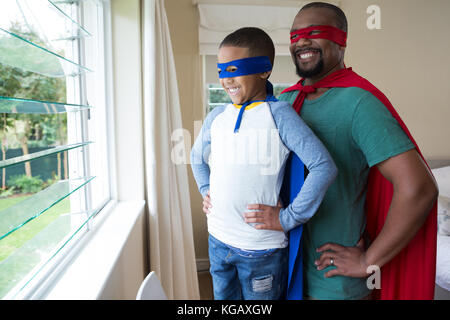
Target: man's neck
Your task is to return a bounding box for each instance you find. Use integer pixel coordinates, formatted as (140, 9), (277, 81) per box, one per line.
(303, 62), (345, 86)
(301, 62), (345, 101)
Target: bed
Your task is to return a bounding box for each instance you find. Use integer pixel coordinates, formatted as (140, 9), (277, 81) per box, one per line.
(429, 160), (450, 300)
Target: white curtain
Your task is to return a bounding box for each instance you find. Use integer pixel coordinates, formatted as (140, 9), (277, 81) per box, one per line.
(142, 0), (200, 300)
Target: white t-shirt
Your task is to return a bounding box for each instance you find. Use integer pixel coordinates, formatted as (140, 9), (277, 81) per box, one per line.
(208, 102), (290, 250)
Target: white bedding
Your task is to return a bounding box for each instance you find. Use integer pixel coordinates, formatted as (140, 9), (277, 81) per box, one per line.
(436, 235), (450, 291)
(431, 165), (450, 292)
(432, 166), (450, 196)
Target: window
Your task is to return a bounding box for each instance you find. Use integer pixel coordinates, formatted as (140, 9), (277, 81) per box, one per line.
(0, 0), (111, 299)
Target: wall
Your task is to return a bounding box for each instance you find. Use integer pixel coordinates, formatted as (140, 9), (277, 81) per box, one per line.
(165, 0), (450, 261)
(98, 205), (147, 299)
(340, 0), (450, 159)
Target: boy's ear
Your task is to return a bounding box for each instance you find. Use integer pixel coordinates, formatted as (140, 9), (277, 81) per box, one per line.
(259, 71), (272, 80)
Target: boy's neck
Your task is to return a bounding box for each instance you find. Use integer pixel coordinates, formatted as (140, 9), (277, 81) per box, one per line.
(235, 81), (270, 105)
(238, 92), (267, 106)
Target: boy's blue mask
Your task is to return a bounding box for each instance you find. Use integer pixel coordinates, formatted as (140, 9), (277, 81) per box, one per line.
(217, 56), (272, 78)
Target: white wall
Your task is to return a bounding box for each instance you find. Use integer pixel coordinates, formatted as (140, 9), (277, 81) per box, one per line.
(98, 206), (147, 299)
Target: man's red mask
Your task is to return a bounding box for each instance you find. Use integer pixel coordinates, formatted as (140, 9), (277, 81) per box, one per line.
(290, 25), (347, 47)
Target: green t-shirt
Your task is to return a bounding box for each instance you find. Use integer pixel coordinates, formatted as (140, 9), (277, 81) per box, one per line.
(279, 87), (415, 300)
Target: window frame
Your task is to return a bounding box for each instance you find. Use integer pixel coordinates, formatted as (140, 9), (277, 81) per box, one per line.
(1, 0), (116, 300)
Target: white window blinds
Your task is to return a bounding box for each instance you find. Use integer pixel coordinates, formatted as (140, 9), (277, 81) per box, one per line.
(0, 0), (108, 299)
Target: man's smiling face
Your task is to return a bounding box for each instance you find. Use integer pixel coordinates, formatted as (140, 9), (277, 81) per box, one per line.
(290, 7), (345, 80)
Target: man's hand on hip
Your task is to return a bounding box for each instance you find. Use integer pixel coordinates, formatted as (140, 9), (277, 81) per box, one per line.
(315, 239), (370, 278)
(244, 202), (283, 231)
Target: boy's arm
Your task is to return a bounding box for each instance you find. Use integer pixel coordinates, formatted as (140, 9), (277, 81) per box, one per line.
(245, 101), (337, 231)
(190, 106), (225, 198)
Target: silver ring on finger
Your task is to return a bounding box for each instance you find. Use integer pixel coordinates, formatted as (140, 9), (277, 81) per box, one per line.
(330, 258), (334, 266)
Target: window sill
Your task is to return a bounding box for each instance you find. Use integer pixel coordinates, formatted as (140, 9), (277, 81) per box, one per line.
(19, 200), (146, 300)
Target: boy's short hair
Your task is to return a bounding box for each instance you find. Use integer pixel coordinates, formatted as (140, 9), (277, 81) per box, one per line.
(219, 27), (275, 66)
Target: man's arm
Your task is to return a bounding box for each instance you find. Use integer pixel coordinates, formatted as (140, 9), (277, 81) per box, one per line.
(315, 149), (438, 277)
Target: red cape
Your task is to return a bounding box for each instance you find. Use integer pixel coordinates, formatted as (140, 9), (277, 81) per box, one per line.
(282, 67), (437, 300)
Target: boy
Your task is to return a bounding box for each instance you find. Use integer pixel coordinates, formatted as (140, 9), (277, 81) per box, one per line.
(190, 27), (337, 300)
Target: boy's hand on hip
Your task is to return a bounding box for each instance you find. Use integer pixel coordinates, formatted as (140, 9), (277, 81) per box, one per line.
(244, 203), (283, 231)
(203, 191), (211, 214)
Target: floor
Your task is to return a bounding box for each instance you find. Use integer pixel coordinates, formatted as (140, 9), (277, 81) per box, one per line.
(198, 271), (450, 300)
(198, 271), (213, 300)
(435, 284), (450, 300)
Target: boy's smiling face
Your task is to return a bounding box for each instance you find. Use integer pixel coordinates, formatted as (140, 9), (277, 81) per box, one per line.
(217, 46), (270, 105)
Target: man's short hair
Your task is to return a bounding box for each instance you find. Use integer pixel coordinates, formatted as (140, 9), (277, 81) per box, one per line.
(219, 27), (275, 66)
(300, 2), (348, 33)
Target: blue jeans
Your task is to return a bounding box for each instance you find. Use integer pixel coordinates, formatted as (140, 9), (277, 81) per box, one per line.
(208, 235), (288, 300)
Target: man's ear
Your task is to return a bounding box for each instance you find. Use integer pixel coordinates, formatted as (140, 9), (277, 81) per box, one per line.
(259, 71), (272, 80)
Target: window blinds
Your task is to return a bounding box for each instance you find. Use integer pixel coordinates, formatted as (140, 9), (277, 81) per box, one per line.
(0, 0), (100, 299)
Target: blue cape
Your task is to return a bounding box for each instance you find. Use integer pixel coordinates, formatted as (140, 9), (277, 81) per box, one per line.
(280, 153), (305, 300)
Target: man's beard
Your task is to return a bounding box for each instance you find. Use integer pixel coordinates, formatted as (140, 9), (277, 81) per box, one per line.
(294, 51), (324, 78)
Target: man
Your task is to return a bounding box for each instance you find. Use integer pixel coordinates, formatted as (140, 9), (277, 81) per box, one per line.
(204, 2), (438, 300)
